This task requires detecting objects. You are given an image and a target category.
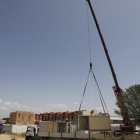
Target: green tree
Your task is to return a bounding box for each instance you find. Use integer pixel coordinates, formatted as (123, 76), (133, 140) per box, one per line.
(114, 84), (140, 126)
(49, 138), (55, 140)
(2, 118), (10, 124)
(33, 135), (42, 140)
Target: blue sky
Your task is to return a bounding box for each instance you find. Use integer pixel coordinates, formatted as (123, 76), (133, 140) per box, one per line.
(0, 0), (140, 119)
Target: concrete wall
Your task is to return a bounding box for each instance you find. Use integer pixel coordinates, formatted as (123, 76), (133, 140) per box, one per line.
(11, 125), (27, 133)
(3, 124), (12, 133)
(48, 122), (57, 133)
(3, 124), (37, 134)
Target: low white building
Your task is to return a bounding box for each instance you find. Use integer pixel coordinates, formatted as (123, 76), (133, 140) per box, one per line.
(110, 116), (140, 134)
(3, 124), (37, 134)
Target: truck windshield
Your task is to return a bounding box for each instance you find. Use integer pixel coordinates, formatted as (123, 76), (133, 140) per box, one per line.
(27, 127), (31, 132)
(0, 124), (3, 129)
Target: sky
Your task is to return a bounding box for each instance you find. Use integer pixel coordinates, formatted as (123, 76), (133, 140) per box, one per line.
(0, 0), (140, 119)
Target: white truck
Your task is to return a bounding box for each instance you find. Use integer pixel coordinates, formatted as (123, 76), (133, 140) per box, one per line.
(25, 125), (38, 140)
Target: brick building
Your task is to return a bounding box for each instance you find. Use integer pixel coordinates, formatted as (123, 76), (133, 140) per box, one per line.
(35, 110), (90, 122)
(34, 110), (107, 122)
(55, 112), (61, 120)
(9, 111), (35, 125)
(42, 113), (48, 121)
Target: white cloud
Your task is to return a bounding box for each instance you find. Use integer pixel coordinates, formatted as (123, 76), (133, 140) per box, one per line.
(4, 102), (45, 113)
(0, 100), (46, 119)
(95, 107), (103, 112)
(0, 100), (79, 119)
(4, 102), (20, 109)
(0, 99), (2, 104)
(0, 107), (8, 110)
(74, 102), (78, 105)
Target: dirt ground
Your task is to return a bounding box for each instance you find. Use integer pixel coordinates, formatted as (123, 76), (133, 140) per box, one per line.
(0, 133), (25, 140)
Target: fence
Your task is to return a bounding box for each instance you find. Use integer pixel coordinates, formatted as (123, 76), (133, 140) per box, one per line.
(3, 124), (37, 134)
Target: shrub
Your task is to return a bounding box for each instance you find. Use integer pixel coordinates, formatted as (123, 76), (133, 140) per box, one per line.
(2, 130), (6, 133)
(33, 135), (42, 140)
(11, 139), (16, 140)
(120, 135), (126, 140)
(90, 137), (98, 140)
(49, 138), (55, 140)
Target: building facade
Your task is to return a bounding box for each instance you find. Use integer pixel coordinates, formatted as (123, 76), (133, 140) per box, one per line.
(35, 110), (97, 122)
(9, 111), (35, 125)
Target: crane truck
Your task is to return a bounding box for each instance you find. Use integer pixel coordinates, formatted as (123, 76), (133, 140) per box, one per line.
(25, 1), (140, 139)
(86, 0), (139, 135)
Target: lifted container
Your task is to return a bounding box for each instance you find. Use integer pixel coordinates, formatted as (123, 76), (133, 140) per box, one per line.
(78, 115), (111, 131)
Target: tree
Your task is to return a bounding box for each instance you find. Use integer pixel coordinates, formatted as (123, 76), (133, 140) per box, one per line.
(33, 135), (42, 140)
(114, 84), (140, 126)
(2, 118), (9, 124)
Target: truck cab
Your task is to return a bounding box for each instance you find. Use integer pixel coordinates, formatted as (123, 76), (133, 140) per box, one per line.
(0, 123), (4, 134)
(25, 126), (38, 140)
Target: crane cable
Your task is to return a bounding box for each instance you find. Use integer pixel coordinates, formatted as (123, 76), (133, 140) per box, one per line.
(78, 70), (90, 112)
(91, 69), (108, 113)
(78, 1), (108, 114)
(78, 64), (108, 114)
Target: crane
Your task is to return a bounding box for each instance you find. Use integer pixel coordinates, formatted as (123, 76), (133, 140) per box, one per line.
(86, 0), (135, 135)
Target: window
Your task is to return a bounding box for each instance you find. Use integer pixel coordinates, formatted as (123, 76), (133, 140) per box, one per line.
(27, 127), (31, 132)
(28, 114), (31, 121)
(0, 124), (3, 129)
(22, 113), (24, 121)
(18, 113), (20, 121)
(110, 120), (123, 124)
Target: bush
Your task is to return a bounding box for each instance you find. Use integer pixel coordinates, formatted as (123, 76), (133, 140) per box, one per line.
(49, 138), (55, 140)
(33, 135), (42, 140)
(90, 137), (98, 140)
(120, 135), (126, 140)
(11, 139), (16, 140)
(2, 130), (6, 133)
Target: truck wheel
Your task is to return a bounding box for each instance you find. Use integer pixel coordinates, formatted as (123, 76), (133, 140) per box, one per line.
(29, 137), (33, 140)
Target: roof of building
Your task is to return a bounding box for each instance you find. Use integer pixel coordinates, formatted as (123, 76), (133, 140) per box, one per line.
(10, 111), (34, 114)
(110, 117), (123, 120)
(0, 120), (6, 123)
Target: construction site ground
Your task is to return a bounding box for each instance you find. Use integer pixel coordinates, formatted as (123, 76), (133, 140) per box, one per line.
(0, 133), (140, 140)
(0, 132), (25, 140)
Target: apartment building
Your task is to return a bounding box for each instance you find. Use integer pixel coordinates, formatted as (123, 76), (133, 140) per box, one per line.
(9, 111), (35, 125)
(35, 110), (93, 122)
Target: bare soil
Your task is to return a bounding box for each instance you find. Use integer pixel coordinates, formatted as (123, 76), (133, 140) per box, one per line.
(0, 133), (25, 140)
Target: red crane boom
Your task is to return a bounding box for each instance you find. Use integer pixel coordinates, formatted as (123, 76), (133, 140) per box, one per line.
(86, 0), (135, 135)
